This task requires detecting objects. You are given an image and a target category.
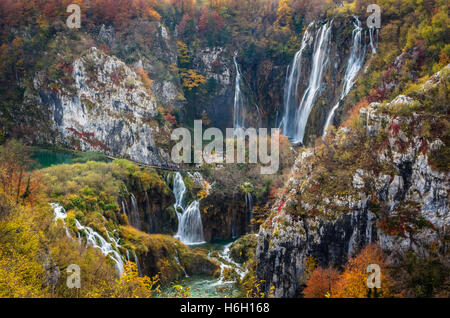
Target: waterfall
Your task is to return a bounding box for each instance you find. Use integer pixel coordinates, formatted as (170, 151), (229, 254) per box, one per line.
(51, 203), (71, 237)
(176, 201), (205, 245)
(75, 219), (125, 275)
(51, 203), (68, 222)
(280, 23), (313, 136)
(280, 21), (333, 144)
(172, 172), (205, 245)
(133, 250), (142, 277)
(217, 243), (247, 284)
(323, 17), (366, 136)
(245, 193), (254, 231)
(233, 51), (245, 129)
(129, 193), (141, 230)
(369, 27), (378, 54)
(173, 172), (186, 213)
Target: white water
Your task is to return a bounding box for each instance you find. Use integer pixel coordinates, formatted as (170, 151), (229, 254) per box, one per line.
(245, 193), (254, 231)
(216, 243), (247, 284)
(75, 219), (125, 275)
(323, 17), (366, 136)
(279, 23), (313, 135)
(172, 172), (205, 245)
(369, 27), (378, 54)
(129, 193), (141, 230)
(51, 203), (67, 222)
(51, 203), (71, 237)
(233, 51), (245, 129)
(280, 21), (333, 144)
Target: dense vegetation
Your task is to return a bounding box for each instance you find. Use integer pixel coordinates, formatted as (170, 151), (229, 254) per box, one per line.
(0, 0), (448, 298)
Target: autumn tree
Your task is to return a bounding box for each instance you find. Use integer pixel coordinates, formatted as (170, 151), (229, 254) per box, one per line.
(332, 244), (395, 298)
(276, 0), (293, 28)
(303, 266), (340, 298)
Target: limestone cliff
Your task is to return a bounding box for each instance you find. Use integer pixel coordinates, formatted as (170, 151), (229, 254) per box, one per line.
(26, 47), (174, 167)
(256, 65), (449, 297)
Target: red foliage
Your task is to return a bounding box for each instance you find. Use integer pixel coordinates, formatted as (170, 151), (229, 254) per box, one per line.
(164, 113), (177, 126)
(278, 201), (286, 213)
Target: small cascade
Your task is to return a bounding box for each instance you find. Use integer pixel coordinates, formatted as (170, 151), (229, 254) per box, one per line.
(173, 172), (186, 213)
(51, 203), (71, 237)
(75, 219), (125, 275)
(369, 27), (379, 54)
(217, 243), (247, 284)
(176, 201), (205, 245)
(323, 17), (366, 136)
(280, 21), (333, 144)
(133, 250), (142, 277)
(129, 193), (141, 230)
(172, 172), (205, 245)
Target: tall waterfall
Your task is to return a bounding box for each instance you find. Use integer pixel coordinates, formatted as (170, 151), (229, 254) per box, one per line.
(245, 193), (254, 231)
(280, 21), (333, 144)
(233, 52), (245, 129)
(323, 17), (366, 136)
(172, 172), (205, 245)
(280, 23), (313, 135)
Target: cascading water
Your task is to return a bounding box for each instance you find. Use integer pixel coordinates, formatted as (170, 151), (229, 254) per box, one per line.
(129, 193), (141, 230)
(75, 219), (125, 275)
(245, 193), (254, 231)
(233, 52), (261, 129)
(233, 51), (245, 129)
(323, 17), (366, 136)
(279, 23), (313, 135)
(172, 172), (205, 245)
(369, 27), (379, 54)
(280, 21), (333, 144)
(51, 203), (71, 237)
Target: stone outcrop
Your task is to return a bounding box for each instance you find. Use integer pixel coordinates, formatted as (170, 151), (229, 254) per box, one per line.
(256, 66), (449, 297)
(27, 47), (174, 167)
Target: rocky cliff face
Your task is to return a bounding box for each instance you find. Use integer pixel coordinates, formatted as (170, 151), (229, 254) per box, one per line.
(256, 66), (449, 297)
(192, 47), (234, 130)
(25, 47), (174, 167)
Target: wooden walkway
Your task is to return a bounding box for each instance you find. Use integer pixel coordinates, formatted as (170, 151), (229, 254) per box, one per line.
(106, 155), (200, 172)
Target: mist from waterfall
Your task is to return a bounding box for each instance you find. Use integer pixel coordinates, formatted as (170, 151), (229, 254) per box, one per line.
(323, 17), (366, 137)
(172, 172), (205, 245)
(280, 21), (333, 144)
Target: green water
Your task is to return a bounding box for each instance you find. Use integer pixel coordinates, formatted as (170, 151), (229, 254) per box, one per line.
(30, 147), (110, 170)
(162, 240), (242, 298)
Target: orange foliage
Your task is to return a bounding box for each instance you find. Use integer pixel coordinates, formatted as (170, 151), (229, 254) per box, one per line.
(303, 267), (340, 298)
(304, 245), (396, 298)
(164, 113), (177, 126)
(342, 98), (369, 128)
(136, 66), (153, 89)
(333, 244), (395, 298)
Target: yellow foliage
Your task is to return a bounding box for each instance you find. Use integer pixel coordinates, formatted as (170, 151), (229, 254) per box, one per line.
(180, 69), (206, 90)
